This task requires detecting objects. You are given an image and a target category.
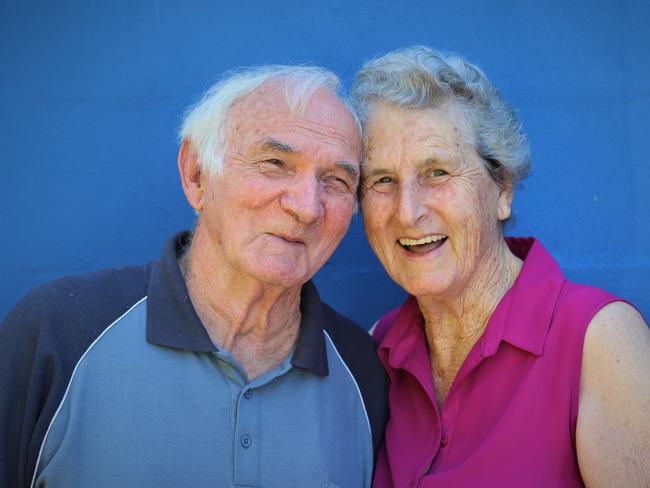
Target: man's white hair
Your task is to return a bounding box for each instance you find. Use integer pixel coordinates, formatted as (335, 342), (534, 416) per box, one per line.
(179, 65), (354, 175)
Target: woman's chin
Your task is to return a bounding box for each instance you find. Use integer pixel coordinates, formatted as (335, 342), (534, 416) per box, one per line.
(396, 273), (456, 300)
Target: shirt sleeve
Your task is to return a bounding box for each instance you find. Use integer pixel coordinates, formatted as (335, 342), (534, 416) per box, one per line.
(0, 288), (59, 488)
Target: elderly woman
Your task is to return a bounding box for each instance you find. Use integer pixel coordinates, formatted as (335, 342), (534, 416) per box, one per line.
(351, 46), (650, 487)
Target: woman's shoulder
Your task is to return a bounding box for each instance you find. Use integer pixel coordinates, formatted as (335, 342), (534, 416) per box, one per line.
(583, 300), (648, 359)
(555, 280), (623, 322)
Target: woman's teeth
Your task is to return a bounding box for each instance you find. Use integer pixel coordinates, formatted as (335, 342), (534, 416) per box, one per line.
(398, 235), (446, 246)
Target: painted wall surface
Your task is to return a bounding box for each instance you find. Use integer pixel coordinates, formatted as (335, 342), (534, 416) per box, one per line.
(1, 0), (648, 326)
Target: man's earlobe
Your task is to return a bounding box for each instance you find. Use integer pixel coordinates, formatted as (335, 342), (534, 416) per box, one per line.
(178, 139), (204, 212)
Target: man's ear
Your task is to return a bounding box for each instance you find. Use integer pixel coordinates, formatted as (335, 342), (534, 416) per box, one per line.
(178, 139), (204, 212)
(496, 182), (514, 222)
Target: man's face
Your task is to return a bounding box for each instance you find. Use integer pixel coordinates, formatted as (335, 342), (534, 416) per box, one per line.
(195, 82), (361, 290)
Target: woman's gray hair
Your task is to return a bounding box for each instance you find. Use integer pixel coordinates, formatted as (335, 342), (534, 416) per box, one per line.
(180, 65), (355, 175)
(351, 46), (531, 187)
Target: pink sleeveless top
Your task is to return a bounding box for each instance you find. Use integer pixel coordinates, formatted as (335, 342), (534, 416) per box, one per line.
(372, 238), (620, 488)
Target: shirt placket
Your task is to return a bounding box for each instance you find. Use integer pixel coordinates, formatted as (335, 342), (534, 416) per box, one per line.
(233, 384), (260, 486)
(424, 346), (487, 478)
(215, 352), (292, 488)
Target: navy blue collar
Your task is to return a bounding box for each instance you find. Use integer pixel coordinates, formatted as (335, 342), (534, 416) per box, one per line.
(146, 232), (329, 376)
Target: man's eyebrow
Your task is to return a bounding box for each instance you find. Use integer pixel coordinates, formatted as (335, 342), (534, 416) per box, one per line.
(336, 161), (360, 180)
(260, 138), (298, 153)
(260, 137), (358, 179)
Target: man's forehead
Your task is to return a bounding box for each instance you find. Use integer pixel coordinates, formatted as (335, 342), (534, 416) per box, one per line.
(229, 80), (352, 127)
(226, 81), (360, 155)
(231, 81), (291, 116)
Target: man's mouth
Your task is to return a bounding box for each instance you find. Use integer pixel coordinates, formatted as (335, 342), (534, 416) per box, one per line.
(398, 234), (447, 253)
(273, 233), (305, 245)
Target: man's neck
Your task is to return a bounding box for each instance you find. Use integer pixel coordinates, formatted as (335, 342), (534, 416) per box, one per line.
(179, 245), (303, 381)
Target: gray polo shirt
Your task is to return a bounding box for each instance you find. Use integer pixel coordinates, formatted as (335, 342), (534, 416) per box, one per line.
(0, 232), (389, 488)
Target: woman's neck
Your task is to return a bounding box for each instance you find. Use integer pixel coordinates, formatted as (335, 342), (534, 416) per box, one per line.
(418, 239), (522, 409)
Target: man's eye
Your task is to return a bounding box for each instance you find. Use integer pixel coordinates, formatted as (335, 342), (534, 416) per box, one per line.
(431, 169), (448, 177)
(264, 159), (284, 167)
(324, 176), (352, 193)
(258, 159), (287, 174)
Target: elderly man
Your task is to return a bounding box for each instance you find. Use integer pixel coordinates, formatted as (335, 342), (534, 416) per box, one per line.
(0, 66), (388, 488)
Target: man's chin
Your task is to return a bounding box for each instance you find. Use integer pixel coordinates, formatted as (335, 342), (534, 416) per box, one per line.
(248, 263), (311, 290)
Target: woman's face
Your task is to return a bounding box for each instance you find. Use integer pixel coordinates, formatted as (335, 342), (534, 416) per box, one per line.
(360, 102), (513, 300)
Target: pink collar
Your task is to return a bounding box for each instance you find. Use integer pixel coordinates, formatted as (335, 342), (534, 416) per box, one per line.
(377, 238), (566, 373)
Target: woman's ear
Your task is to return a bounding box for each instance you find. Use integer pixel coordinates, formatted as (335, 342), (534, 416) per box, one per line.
(496, 182), (514, 222)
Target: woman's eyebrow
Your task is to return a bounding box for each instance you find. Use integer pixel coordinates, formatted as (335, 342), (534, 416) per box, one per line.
(416, 154), (453, 167)
(360, 165), (391, 179)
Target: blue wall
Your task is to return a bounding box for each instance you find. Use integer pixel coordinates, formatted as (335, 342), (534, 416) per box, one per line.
(2, 0), (648, 326)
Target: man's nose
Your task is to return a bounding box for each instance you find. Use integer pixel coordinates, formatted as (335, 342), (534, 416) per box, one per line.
(280, 174), (323, 224)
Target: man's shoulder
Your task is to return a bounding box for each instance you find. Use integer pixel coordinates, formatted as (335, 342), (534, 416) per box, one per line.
(320, 302), (389, 458)
(321, 302), (377, 351)
(1, 263), (152, 342)
(319, 301), (385, 389)
(0, 262), (155, 488)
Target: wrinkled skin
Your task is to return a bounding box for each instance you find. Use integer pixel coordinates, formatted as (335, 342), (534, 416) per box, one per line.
(185, 82), (362, 292)
(360, 101), (513, 304)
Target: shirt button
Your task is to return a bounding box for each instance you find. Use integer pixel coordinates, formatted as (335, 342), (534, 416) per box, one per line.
(440, 437), (448, 448)
(243, 389), (253, 399)
(241, 434), (252, 449)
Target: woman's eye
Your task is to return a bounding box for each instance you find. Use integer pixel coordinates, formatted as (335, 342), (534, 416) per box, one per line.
(366, 175), (395, 193)
(431, 169), (448, 177)
(376, 176), (393, 184)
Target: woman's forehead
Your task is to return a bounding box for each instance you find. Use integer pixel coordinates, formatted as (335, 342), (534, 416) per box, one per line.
(365, 107), (468, 157)
(365, 102), (470, 142)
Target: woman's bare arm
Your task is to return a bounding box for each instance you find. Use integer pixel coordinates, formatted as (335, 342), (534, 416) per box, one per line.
(577, 301), (650, 487)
